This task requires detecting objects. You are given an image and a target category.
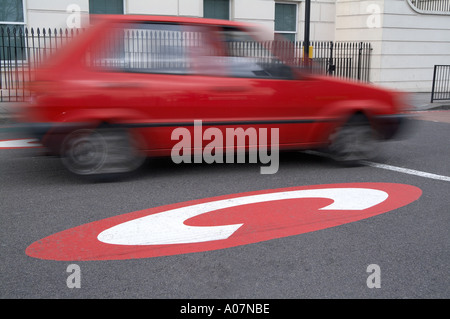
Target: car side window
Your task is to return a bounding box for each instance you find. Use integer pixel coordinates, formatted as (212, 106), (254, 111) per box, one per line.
(88, 22), (194, 75)
(218, 27), (295, 80)
(86, 22), (294, 80)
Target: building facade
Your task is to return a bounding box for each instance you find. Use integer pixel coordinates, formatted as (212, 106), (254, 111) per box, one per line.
(1, 0), (449, 92)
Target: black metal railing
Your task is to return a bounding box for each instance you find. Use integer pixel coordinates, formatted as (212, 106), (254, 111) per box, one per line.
(1, 26), (83, 102)
(410, 0), (450, 12)
(1, 26), (372, 102)
(431, 65), (450, 102)
(262, 40), (372, 81)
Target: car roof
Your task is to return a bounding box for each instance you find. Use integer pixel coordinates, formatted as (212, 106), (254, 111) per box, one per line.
(90, 14), (257, 29)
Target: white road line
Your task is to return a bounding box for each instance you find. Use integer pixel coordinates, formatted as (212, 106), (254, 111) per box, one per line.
(361, 161), (450, 182)
(303, 150), (450, 182)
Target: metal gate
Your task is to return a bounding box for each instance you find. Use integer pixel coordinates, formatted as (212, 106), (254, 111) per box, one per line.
(431, 65), (450, 102)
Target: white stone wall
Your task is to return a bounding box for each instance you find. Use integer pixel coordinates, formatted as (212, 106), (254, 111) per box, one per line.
(381, 0), (450, 92)
(18, 0), (450, 92)
(25, 0), (89, 30)
(335, 0), (450, 92)
(305, 0), (336, 41)
(126, 0), (202, 16)
(233, 0), (275, 31)
(334, 0), (385, 87)
(22, 0), (337, 39)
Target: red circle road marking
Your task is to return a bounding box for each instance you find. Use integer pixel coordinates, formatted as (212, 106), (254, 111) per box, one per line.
(0, 139), (41, 149)
(26, 183), (422, 261)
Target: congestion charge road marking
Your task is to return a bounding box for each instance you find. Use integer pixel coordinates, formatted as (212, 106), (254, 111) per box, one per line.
(25, 183), (422, 261)
(0, 138), (41, 149)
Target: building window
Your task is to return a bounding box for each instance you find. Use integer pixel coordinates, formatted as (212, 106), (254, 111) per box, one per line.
(0, 0), (26, 60)
(89, 0), (124, 14)
(275, 2), (297, 42)
(204, 0), (230, 20)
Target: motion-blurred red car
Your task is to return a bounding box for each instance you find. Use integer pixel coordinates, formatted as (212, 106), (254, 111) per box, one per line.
(21, 15), (408, 178)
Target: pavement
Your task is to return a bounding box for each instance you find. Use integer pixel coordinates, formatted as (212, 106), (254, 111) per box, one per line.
(0, 92), (449, 124)
(408, 92), (450, 111)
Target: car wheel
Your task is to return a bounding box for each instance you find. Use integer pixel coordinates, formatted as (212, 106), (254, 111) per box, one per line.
(61, 127), (145, 178)
(328, 114), (378, 164)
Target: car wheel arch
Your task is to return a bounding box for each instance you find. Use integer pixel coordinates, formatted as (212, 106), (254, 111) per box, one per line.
(306, 101), (375, 145)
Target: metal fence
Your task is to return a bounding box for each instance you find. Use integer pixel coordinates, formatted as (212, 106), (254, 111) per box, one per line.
(256, 40), (372, 82)
(410, 0), (450, 12)
(1, 27), (83, 102)
(1, 26), (372, 102)
(309, 41), (372, 81)
(431, 65), (450, 102)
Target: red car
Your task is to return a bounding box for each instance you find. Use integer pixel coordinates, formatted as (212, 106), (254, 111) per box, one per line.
(21, 15), (408, 178)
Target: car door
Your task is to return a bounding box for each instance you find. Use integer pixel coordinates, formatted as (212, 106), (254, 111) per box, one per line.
(186, 26), (319, 150)
(81, 22), (218, 153)
(84, 22), (320, 156)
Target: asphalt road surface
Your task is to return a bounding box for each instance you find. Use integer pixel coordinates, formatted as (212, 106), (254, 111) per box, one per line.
(1, 111), (449, 303)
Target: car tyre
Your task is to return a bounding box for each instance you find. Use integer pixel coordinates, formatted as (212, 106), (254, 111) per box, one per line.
(61, 127), (145, 179)
(328, 114), (378, 164)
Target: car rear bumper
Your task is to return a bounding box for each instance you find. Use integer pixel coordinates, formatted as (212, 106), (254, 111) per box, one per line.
(24, 122), (90, 154)
(25, 122), (53, 140)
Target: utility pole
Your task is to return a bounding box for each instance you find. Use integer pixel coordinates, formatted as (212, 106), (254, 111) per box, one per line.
(304, 0), (311, 63)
